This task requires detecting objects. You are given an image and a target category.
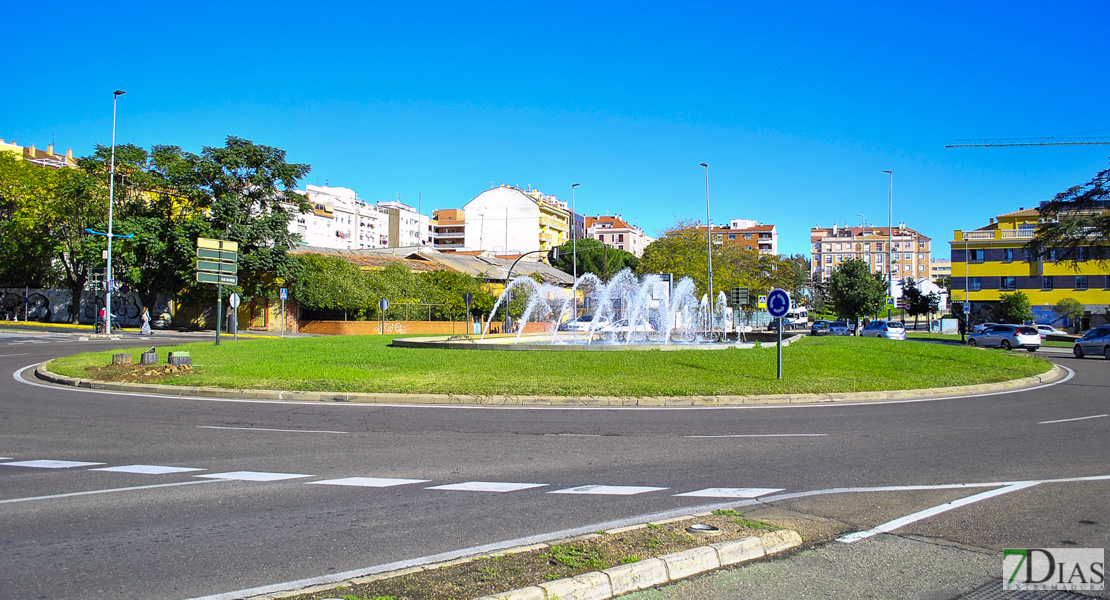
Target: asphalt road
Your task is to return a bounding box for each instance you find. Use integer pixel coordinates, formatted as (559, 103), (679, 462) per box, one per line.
(0, 327), (1107, 599)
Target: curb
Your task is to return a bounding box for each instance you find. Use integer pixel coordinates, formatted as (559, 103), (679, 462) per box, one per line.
(255, 527), (802, 600)
(34, 361), (1064, 408)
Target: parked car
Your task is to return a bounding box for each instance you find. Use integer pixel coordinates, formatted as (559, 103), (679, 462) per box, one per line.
(966, 324), (1041, 352)
(1036, 324), (1063, 339)
(971, 322), (998, 334)
(557, 314), (611, 332)
(861, 320), (906, 340)
(810, 320), (831, 336)
(600, 318), (654, 334)
(829, 320), (854, 336)
(1073, 326), (1110, 359)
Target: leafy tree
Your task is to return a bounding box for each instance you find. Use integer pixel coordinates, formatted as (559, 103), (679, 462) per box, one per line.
(1026, 162), (1110, 266)
(902, 278), (939, 330)
(290, 253), (370, 319)
(1053, 297), (1085, 333)
(550, 238), (639, 280)
(827, 258), (886, 332)
(997, 290), (1034, 324)
(420, 269), (494, 322)
(367, 263), (432, 320)
(935, 275), (951, 291)
(0, 154), (66, 288)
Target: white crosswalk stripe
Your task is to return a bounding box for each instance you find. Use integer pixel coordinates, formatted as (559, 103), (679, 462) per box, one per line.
(307, 477), (429, 488)
(550, 485), (668, 496)
(426, 481), (547, 493)
(1, 459), (106, 469)
(674, 487), (783, 498)
(93, 465), (206, 475)
(195, 471), (312, 482)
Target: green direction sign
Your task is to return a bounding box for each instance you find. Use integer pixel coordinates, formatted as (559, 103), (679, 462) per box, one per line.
(197, 260), (238, 273)
(197, 248), (238, 262)
(197, 272), (238, 285)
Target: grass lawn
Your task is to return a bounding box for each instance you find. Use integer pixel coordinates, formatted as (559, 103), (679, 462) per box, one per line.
(49, 335), (1053, 397)
(907, 332), (1074, 348)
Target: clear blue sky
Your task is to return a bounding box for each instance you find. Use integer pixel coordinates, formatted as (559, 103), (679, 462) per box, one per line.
(6, 1), (1109, 257)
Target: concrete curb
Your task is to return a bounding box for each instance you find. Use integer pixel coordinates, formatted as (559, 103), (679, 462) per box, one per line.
(34, 361), (1064, 408)
(470, 530), (802, 600)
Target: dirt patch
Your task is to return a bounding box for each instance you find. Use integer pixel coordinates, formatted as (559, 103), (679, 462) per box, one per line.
(83, 362), (194, 385)
(281, 512), (793, 600)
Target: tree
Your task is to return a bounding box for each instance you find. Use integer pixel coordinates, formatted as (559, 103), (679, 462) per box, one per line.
(827, 258), (887, 332)
(1053, 297), (1085, 333)
(420, 269), (494, 322)
(903, 278), (940, 330)
(290, 253), (370, 319)
(997, 290), (1034, 324)
(550, 238), (639, 280)
(1026, 162), (1110, 265)
(0, 154), (67, 288)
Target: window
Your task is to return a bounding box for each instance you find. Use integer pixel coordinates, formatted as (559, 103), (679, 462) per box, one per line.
(1077, 246), (1091, 262)
(744, 233), (752, 240)
(904, 253), (912, 260)
(969, 277), (982, 291)
(825, 256), (832, 264)
(864, 243), (871, 251)
(1001, 276), (1016, 290)
(918, 264), (925, 271)
(730, 234), (736, 239)
(1047, 248), (1058, 261)
(824, 244), (831, 251)
(1003, 248), (1014, 262)
(618, 234), (624, 242)
(875, 243), (883, 252)
(876, 254), (883, 263)
(918, 253), (925, 261)
(969, 249), (985, 262)
(919, 242), (928, 250)
(1042, 276), (1054, 290)
(1075, 275), (1088, 290)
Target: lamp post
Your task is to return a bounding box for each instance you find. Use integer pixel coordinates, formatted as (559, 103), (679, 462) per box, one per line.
(106, 90), (126, 335)
(700, 162), (712, 340)
(571, 183), (580, 318)
(882, 170), (892, 320)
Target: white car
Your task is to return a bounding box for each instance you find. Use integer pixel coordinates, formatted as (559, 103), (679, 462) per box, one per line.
(861, 320), (906, 340)
(971, 322), (998, 334)
(557, 314), (610, 332)
(600, 318), (654, 334)
(1036, 324), (1062, 339)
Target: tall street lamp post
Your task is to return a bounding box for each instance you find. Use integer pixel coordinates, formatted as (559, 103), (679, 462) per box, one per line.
(700, 162), (712, 340)
(882, 170), (892, 320)
(106, 89), (126, 335)
(571, 182), (580, 318)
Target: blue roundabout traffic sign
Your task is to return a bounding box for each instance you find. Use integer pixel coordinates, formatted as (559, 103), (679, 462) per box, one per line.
(767, 288), (791, 318)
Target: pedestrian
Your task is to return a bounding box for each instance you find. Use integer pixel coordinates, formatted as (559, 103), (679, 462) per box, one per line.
(140, 307), (152, 336)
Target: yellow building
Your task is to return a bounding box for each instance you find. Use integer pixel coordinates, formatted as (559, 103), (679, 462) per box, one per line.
(950, 206), (1110, 328)
(0, 138), (78, 168)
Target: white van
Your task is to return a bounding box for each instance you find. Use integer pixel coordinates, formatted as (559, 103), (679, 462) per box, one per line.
(785, 308), (809, 328)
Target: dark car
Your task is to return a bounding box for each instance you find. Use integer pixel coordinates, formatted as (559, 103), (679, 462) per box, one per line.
(810, 320), (831, 336)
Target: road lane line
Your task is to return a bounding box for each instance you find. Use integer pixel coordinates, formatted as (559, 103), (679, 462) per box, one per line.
(0, 479), (222, 505)
(1039, 414), (1108, 425)
(685, 434), (827, 438)
(0, 353), (31, 357)
(836, 481), (1040, 543)
(197, 425), (348, 434)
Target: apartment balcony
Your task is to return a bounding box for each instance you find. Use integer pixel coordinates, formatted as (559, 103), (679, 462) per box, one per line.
(957, 229), (1036, 242)
(433, 231), (465, 240)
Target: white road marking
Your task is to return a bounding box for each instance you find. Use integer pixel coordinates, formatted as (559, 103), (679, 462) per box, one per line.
(195, 471), (313, 482)
(426, 481), (547, 493)
(92, 465), (206, 475)
(685, 434), (827, 438)
(0, 353), (30, 357)
(674, 487), (784, 498)
(307, 477), (429, 488)
(198, 426), (348, 434)
(550, 484), (668, 496)
(836, 481), (1040, 543)
(0, 479), (221, 505)
(1, 459), (105, 469)
(1039, 414), (1108, 425)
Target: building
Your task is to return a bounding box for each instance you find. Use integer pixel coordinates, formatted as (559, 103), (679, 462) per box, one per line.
(584, 215), (655, 257)
(431, 209), (466, 252)
(290, 185), (389, 250)
(0, 138), (78, 169)
(811, 222), (932, 284)
(714, 219), (778, 255)
(950, 205), (1110, 328)
(930, 258), (951, 283)
(379, 200), (431, 248)
(462, 185), (570, 255)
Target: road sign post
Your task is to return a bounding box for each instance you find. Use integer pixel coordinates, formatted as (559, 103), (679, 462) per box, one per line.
(196, 238), (239, 346)
(280, 287), (288, 337)
(767, 288), (792, 380)
(379, 298), (390, 335)
(463, 292), (473, 335)
(228, 292), (240, 340)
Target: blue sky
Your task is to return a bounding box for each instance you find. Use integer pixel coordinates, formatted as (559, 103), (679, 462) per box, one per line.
(5, 1), (1109, 257)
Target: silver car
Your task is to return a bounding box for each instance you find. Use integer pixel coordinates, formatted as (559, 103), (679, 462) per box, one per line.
(1073, 326), (1110, 359)
(861, 320), (906, 340)
(557, 314), (610, 332)
(967, 324), (1041, 352)
(828, 320), (854, 336)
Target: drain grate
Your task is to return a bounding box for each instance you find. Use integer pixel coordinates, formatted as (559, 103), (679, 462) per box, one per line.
(958, 580), (1104, 599)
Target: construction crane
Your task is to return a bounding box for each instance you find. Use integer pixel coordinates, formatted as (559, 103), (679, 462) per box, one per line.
(946, 136), (1110, 148)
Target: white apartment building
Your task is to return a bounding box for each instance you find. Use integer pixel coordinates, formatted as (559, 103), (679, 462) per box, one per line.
(378, 200), (432, 248)
(290, 185), (389, 250)
(462, 185), (570, 255)
(811, 222), (932, 284)
(584, 215), (655, 257)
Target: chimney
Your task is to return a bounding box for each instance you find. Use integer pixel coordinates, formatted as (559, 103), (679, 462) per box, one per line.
(27, 143), (35, 156)
(46, 144), (54, 155)
(66, 147), (73, 159)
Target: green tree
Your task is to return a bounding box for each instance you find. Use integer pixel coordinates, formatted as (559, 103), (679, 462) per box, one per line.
(550, 238), (639, 280)
(420, 269), (494, 322)
(902, 278), (939, 330)
(1026, 162), (1110, 265)
(1053, 297), (1085, 333)
(367, 263), (432, 320)
(290, 253), (370, 319)
(0, 154), (67, 288)
(827, 258), (887, 331)
(997, 290), (1034, 324)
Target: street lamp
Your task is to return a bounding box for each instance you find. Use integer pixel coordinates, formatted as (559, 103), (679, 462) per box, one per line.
(106, 89), (126, 335)
(882, 170), (892, 320)
(571, 183), (580, 282)
(700, 162), (712, 340)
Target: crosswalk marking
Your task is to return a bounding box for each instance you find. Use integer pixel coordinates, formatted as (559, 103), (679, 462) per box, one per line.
(307, 477), (429, 488)
(92, 465), (206, 475)
(195, 471), (312, 482)
(426, 481), (548, 493)
(549, 485), (668, 496)
(673, 487), (783, 498)
(1, 459), (106, 469)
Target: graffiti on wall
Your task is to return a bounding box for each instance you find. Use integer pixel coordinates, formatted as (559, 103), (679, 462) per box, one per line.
(1, 288), (172, 327)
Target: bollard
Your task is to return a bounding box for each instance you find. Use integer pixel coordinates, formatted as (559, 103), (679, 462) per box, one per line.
(140, 347), (158, 365)
(112, 353), (132, 365)
(167, 351), (192, 367)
